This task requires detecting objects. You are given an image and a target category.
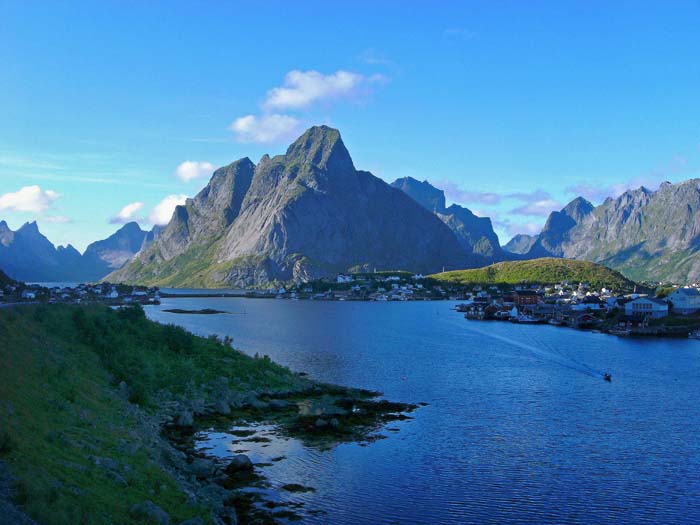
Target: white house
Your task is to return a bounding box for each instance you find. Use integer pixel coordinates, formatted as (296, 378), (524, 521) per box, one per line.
(21, 290), (36, 300)
(624, 297), (669, 319)
(337, 274), (353, 284)
(667, 287), (700, 315)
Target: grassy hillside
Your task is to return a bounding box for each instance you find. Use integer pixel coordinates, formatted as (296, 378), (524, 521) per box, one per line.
(431, 257), (636, 291)
(0, 304), (305, 524)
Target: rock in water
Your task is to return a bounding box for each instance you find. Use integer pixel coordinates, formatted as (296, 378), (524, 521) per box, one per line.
(225, 454), (253, 474)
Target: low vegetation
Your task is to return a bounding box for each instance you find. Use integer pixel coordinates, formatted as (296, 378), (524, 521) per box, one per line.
(0, 303), (304, 524)
(431, 257), (636, 291)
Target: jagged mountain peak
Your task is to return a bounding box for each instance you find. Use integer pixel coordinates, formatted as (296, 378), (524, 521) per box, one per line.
(18, 221), (40, 234)
(390, 177), (447, 213)
(108, 127), (473, 287)
(285, 125), (354, 172)
(562, 196), (594, 220)
(390, 177), (506, 263)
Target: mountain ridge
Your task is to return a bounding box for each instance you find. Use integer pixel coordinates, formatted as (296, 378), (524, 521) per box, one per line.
(504, 179), (700, 282)
(109, 126), (477, 287)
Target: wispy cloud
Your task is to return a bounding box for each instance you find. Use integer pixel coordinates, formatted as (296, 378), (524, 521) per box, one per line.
(565, 154), (697, 203)
(230, 69), (387, 144)
(174, 161), (215, 182)
(438, 180), (502, 205)
(12, 172), (172, 188)
(357, 49), (395, 68)
(110, 201), (144, 224)
(510, 199), (562, 217)
(493, 218), (542, 238)
(263, 70), (384, 111)
(230, 114), (301, 144)
(148, 194), (188, 226)
(44, 215), (72, 224)
(506, 189), (562, 217)
(0, 185), (60, 213)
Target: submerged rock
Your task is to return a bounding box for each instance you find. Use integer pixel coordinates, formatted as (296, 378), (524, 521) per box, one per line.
(225, 455), (253, 474)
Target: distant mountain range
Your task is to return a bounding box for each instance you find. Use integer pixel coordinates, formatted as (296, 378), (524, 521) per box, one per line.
(6, 126), (700, 286)
(0, 220), (158, 282)
(502, 180), (700, 282)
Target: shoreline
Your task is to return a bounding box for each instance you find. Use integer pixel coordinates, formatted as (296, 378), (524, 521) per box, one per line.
(0, 304), (419, 525)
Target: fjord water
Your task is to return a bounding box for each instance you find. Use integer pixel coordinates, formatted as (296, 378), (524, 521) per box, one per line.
(146, 298), (700, 524)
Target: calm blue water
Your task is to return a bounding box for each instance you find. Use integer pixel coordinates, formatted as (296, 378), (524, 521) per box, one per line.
(146, 298), (700, 524)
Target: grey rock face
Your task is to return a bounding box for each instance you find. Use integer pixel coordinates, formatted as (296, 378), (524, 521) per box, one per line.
(519, 181), (700, 282)
(109, 126), (472, 286)
(391, 176), (507, 263)
(81, 222), (149, 279)
(503, 233), (537, 255)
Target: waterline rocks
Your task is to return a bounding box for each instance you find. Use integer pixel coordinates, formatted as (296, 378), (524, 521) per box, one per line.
(225, 455), (254, 475)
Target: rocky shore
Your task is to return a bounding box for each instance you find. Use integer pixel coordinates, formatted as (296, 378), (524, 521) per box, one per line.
(0, 304), (418, 524)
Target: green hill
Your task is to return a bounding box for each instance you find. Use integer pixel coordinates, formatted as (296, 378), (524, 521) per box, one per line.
(431, 258), (636, 291)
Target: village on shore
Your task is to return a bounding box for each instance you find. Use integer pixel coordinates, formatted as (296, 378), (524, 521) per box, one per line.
(456, 280), (700, 339)
(4, 271), (700, 339)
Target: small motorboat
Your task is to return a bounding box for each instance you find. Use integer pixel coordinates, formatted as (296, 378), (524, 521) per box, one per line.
(603, 373), (612, 382)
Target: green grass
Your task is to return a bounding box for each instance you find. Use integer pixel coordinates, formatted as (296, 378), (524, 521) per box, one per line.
(431, 257), (636, 292)
(0, 304), (305, 524)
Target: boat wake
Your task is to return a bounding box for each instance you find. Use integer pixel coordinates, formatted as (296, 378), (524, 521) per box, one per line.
(464, 325), (607, 379)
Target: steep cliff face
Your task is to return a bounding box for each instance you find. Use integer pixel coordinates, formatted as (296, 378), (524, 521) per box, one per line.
(109, 126), (471, 287)
(391, 177), (506, 263)
(526, 197), (595, 258)
(514, 181), (700, 282)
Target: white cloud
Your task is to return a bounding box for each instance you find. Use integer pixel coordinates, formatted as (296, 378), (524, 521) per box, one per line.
(230, 114), (300, 144)
(510, 199), (563, 217)
(175, 160), (215, 182)
(110, 201), (144, 224)
(229, 69), (387, 144)
(148, 194), (188, 225)
(264, 70), (374, 110)
(0, 185), (59, 213)
(438, 180), (502, 205)
(44, 215), (71, 224)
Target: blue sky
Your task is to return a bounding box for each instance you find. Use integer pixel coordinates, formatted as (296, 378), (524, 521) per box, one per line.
(1, 1), (699, 250)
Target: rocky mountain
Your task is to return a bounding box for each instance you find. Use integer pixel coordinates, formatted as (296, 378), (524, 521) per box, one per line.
(503, 234), (537, 255)
(109, 126), (474, 287)
(390, 177), (507, 263)
(0, 221), (84, 281)
(525, 197), (595, 258)
(81, 222), (150, 281)
(508, 180), (700, 282)
(0, 220), (150, 282)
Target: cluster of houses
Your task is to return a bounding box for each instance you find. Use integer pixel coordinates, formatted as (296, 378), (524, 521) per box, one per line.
(458, 282), (700, 336)
(1, 281), (160, 306)
(264, 273), (449, 301)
